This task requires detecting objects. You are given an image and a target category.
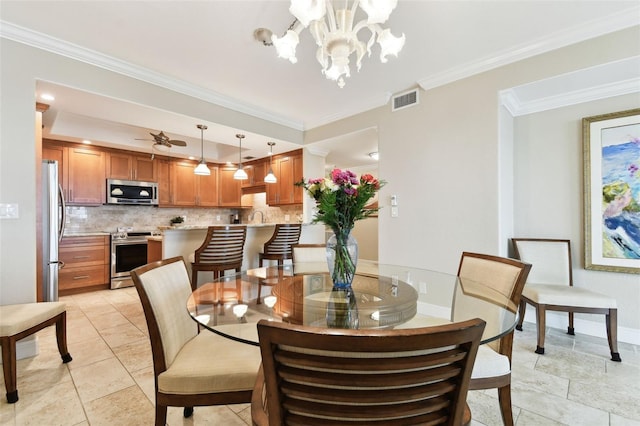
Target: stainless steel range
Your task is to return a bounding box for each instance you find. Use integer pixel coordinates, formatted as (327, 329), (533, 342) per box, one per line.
(111, 230), (151, 289)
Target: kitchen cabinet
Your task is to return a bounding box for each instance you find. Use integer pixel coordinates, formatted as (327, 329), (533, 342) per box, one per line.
(107, 152), (156, 181)
(242, 160), (267, 189)
(42, 141), (66, 190)
(156, 158), (172, 206)
(59, 235), (110, 295)
(170, 159), (220, 207)
(42, 140), (106, 205)
(67, 145), (106, 205)
(266, 150), (303, 205)
(218, 167), (242, 206)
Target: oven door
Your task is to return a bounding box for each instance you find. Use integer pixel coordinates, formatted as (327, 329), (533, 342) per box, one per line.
(111, 239), (148, 289)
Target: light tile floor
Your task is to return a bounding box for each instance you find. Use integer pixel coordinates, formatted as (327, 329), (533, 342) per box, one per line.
(1, 287), (639, 425)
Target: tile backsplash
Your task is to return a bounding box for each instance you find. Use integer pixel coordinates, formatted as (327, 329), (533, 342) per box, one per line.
(64, 193), (303, 233)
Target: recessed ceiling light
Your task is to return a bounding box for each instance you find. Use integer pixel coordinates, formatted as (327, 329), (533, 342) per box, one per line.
(188, 156), (196, 160)
(82, 140), (91, 144)
(40, 93), (55, 101)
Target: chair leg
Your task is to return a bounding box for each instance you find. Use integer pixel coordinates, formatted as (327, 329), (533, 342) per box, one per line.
(606, 309), (621, 362)
(55, 312), (73, 363)
(567, 312), (575, 335)
(1, 335), (18, 403)
(515, 301), (526, 331)
(497, 384), (514, 426)
(155, 403), (168, 426)
(535, 305), (546, 355)
(191, 266), (198, 291)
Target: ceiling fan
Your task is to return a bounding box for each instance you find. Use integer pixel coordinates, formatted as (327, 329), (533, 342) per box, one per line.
(136, 131), (187, 148)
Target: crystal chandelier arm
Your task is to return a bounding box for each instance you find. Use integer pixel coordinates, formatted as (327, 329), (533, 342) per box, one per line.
(377, 28), (405, 63)
(290, 0), (327, 27)
(359, 0), (398, 24)
(325, 0), (337, 32)
(272, 20), (305, 63)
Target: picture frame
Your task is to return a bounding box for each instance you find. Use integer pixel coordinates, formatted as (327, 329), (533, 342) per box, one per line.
(583, 108), (640, 274)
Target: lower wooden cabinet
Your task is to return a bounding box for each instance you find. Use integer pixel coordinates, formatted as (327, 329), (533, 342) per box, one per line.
(59, 235), (110, 295)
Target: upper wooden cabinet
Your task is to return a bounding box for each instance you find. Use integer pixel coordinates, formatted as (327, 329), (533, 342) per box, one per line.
(219, 167), (242, 207)
(242, 159), (267, 189)
(107, 152), (156, 181)
(67, 145), (106, 205)
(156, 158), (172, 206)
(266, 150), (303, 206)
(169, 159), (221, 207)
(43, 140), (105, 206)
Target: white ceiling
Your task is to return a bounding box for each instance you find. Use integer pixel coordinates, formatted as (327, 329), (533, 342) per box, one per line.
(1, 1), (639, 168)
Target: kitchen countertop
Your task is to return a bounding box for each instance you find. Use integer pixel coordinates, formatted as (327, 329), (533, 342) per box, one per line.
(63, 231), (111, 237)
(158, 223), (306, 231)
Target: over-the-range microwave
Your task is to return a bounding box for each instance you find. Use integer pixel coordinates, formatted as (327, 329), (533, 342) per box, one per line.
(106, 179), (159, 206)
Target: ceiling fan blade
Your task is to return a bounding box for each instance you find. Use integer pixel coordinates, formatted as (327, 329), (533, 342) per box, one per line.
(168, 139), (187, 147)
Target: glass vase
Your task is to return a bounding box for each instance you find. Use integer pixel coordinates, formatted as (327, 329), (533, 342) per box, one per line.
(326, 230), (358, 289)
(326, 285), (359, 329)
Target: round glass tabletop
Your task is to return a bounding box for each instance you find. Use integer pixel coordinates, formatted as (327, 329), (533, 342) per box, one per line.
(187, 263), (518, 346)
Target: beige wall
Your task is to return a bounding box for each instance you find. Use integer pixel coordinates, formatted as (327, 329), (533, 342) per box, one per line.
(1, 27), (639, 340)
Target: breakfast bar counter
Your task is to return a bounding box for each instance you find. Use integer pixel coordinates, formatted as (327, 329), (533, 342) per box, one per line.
(156, 224), (312, 287)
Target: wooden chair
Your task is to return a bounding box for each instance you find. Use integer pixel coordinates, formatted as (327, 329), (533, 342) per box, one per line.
(455, 252), (532, 426)
(254, 225), (302, 304)
(511, 238), (621, 361)
(258, 224), (302, 267)
(131, 256), (262, 426)
(0, 302), (72, 403)
(251, 317), (486, 426)
(189, 225), (247, 290)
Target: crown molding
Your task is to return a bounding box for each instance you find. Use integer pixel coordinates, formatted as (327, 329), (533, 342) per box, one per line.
(418, 6), (640, 92)
(0, 20), (305, 132)
(500, 56), (640, 116)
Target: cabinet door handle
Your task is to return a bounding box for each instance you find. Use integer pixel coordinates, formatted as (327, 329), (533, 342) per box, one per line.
(73, 255), (90, 259)
(73, 275), (89, 280)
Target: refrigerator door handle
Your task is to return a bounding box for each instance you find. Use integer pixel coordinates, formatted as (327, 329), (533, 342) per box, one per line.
(58, 184), (66, 241)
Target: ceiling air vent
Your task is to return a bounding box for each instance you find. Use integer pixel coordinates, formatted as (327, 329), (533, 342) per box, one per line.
(392, 89), (419, 112)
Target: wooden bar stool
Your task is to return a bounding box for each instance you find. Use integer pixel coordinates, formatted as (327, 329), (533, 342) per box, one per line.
(0, 302), (72, 403)
(189, 226), (247, 293)
(257, 224), (301, 304)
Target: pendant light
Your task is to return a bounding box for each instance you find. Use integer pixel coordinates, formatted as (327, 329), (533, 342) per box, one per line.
(264, 141), (277, 183)
(194, 124), (210, 176)
(233, 133), (248, 180)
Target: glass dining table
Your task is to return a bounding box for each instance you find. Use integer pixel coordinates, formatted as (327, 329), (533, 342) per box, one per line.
(186, 262), (519, 347)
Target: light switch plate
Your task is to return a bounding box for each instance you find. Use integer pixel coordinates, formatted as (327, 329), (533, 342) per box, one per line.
(391, 206), (398, 217)
(0, 203), (19, 219)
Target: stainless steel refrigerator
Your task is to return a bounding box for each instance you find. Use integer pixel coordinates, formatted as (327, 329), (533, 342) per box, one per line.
(42, 160), (66, 302)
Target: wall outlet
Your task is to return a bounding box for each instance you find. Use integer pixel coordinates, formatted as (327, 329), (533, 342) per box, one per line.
(284, 214), (290, 222)
(181, 215), (187, 222)
(391, 206), (399, 217)
(216, 215), (221, 221)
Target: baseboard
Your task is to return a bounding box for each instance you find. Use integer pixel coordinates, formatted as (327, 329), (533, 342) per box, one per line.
(522, 306), (640, 346)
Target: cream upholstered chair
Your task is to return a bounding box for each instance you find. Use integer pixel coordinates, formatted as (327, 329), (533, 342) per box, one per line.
(0, 302), (72, 403)
(251, 318), (486, 426)
(131, 256), (261, 426)
(512, 238), (621, 361)
(258, 223), (302, 267)
(455, 252), (532, 426)
(189, 225), (247, 290)
(290, 243), (328, 274)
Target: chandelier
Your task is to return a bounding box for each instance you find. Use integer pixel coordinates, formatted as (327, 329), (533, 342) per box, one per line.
(270, 0), (405, 88)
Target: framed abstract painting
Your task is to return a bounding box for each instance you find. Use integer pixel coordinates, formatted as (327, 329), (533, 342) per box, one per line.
(583, 108), (640, 274)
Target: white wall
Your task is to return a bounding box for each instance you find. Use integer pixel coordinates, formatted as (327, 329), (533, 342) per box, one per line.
(513, 94), (640, 339)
